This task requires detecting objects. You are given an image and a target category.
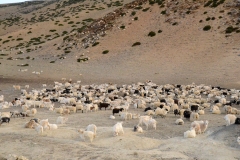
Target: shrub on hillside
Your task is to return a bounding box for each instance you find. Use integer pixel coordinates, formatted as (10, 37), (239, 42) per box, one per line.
(148, 31), (156, 37)
(132, 42), (141, 47)
(203, 25), (211, 31)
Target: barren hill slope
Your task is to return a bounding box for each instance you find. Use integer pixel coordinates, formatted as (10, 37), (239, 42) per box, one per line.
(0, 0), (239, 88)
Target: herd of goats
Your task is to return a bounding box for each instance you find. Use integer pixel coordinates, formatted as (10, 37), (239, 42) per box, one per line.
(0, 80), (240, 143)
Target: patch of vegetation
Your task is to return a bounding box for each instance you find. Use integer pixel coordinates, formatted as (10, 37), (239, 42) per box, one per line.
(27, 31), (32, 34)
(49, 29), (56, 32)
(50, 61), (55, 63)
(132, 42), (141, 47)
(58, 24), (64, 26)
(120, 25), (125, 29)
(172, 22), (178, 26)
(102, 50), (109, 54)
(134, 17), (138, 21)
(16, 38), (23, 41)
(92, 42), (99, 47)
(225, 26), (239, 34)
(203, 11), (208, 14)
(158, 30), (162, 33)
(2, 40), (10, 44)
(186, 10), (191, 14)
(131, 11), (136, 16)
(26, 56), (30, 59)
(148, 31), (156, 37)
(142, 8), (150, 12)
(135, 6), (143, 10)
(64, 50), (71, 54)
(161, 10), (166, 15)
(203, 25), (211, 31)
(211, 17), (215, 20)
(199, 20), (203, 23)
(68, 21), (74, 24)
(0, 54), (8, 56)
(17, 63), (29, 66)
(8, 36), (13, 38)
(77, 57), (89, 62)
(206, 17), (211, 21)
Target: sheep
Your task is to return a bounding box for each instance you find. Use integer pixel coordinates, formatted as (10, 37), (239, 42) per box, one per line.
(132, 113), (140, 119)
(31, 108), (37, 115)
(175, 118), (184, 125)
(133, 125), (143, 133)
(33, 123), (43, 135)
(184, 128), (196, 138)
(24, 120), (36, 128)
(49, 124), (58, 129)
(174, 109), (180, 116)
(183, 110), (191, 119)
(0, 95), (4, 102)
(54, 107), (63, 114)
(144, 107), (152, 112)
(237, 137), (240, 145)
(198, 109), (205, 115)
(39, 119), (50, 130)
(234, 118), (240, 124)
(0, 117), (10, 125)
(10, 111), (21, 118)
(76, 103), (84, 113)
(63, 108), (70, 115)
(112, 122), (124, 136)
(56, 116), (68, 124)
(112, 108), (124, 115)
(22, 105), (29, 112)
(0, 112), (11, 118)
(85, 124), (97, 136)
(171, 104), (179, 111)
(190, 112), (199, 122)
(155, 108), (168, 118)
(147, 118), (157, 130)
(138, 116), (151, 126)
(13, 85), (21, 90)
(145, 110), (155, 116)
(99, 102), (110, 110)
(224, 114), (237, 126)
(190, 104), (199, 112)
(212, 108), (221, 114)
(191, 120), (209, 134)
(78, 129), (95, 143)
(109, 115), (115, 119)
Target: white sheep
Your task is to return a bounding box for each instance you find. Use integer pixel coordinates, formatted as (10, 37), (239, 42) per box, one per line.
(145, 110), (155, 116)
(155, 108), (168, 118)
(133, 125), (143, 133)
(54, 107), (63, 114)
(132, 113), (140, 119)
(49, 124), (58, 129)
(33, 123), (43, 135)
(85, 124), (97, 136)
(198, 109), (205, 115)
(184, 128), (196, 138)
(112, 122), (124, 136)
(237, 137), (240, 145)
(175, 118), (184, 125)
(56, 116), (68, 124)
(212, 108), (221, 114)
(39, 119), (50, 130)
(191, 120), (209, 134)
(147, 118), (157, 130)
(190, 112), (199, 122)
(78, 129), (95, 143)
(109, 115), (115, 119)
(224, 114), (237, 126)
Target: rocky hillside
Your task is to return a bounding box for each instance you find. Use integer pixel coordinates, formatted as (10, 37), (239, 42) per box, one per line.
(0, 0), (239, 87)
